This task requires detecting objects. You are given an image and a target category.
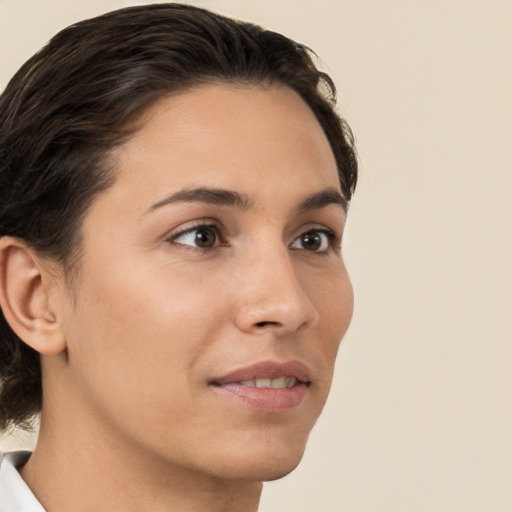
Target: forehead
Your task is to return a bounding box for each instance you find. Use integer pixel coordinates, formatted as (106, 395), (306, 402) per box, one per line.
(106, 84), (340, 210)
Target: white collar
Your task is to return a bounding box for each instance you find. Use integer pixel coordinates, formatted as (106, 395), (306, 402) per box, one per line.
(0, 451), (45, 512)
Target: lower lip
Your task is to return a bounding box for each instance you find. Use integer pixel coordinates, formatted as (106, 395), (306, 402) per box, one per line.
(212, 383), (308, 412)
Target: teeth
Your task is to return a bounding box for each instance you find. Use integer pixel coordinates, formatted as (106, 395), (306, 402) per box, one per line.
(285, 377), (297, 387)
(270, 377), (286, 388)
(239, 377), (297, 389)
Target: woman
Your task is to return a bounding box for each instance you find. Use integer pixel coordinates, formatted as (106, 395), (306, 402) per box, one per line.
(0, 3), (357, 511)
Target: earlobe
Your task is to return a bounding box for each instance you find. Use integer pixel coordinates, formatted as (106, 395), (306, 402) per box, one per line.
(0, 237), (66, 355)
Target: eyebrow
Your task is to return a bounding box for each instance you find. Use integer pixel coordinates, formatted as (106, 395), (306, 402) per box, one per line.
(147, 186), (347, 213)
(297, 187), (347, 213)
(149, 187), (251, 212)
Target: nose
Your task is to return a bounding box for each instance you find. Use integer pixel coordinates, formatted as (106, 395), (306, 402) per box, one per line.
(233, 245), (319, 336)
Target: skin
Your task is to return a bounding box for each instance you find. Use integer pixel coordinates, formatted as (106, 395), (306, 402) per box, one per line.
(13, 84), (353, 511)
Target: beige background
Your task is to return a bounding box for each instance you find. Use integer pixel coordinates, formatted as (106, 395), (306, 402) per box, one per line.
(1, 1), (511, 511)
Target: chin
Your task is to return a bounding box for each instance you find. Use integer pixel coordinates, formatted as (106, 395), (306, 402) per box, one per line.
(260, 459), (303, 482)
(206, 437), (308, 482)
(219, 457), (304, 483)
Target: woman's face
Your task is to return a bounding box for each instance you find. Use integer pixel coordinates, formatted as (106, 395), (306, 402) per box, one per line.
(52, 84), (353, 481)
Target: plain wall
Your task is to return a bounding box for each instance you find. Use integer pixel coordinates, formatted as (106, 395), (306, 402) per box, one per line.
(1, 1), (511, 511)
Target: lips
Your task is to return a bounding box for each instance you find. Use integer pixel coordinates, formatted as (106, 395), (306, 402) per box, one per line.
(210, 361), (311, 411)
(212, 360), (311, 385)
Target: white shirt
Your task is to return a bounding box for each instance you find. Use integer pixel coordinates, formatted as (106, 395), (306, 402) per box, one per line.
(0, 451), (271, 511)
(0, 452), (45, 512)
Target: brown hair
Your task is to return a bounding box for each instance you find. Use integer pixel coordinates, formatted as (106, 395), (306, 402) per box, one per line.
(0, 3), (357, 431)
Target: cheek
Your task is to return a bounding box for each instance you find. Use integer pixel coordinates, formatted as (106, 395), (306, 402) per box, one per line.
(63, 257), (226, 412)
(306, 261), (353, 340)
(330, 272), (354, 343)
(303, 264), (353, 393)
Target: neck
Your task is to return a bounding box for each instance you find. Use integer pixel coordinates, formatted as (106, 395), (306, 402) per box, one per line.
(20, 410), (262, 512)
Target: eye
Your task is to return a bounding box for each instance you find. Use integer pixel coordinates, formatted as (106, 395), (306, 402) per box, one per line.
(290, 229), (334, 252)
(170, 224), (220, 249)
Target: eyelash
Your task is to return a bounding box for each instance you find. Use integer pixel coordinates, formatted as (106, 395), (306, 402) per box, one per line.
(166, 221), (226, 253)
(166, 220), (341, 254)
(290, 229), (339, 253)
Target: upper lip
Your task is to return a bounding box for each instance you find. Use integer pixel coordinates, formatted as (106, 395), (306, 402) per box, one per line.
(211, 360), (311, 385)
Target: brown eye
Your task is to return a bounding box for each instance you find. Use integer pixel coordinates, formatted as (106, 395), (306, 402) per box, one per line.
(290, 230), (332, 252)
(171, 225), (219, 249)
(194, 227), (217, 248)
(301, 233), (322, 251)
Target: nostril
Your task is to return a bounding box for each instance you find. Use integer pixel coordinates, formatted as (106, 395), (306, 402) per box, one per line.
(255, 321), (279, 328)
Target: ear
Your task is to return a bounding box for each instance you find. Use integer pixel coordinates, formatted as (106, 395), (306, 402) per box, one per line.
(0, 236), (66, 355)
